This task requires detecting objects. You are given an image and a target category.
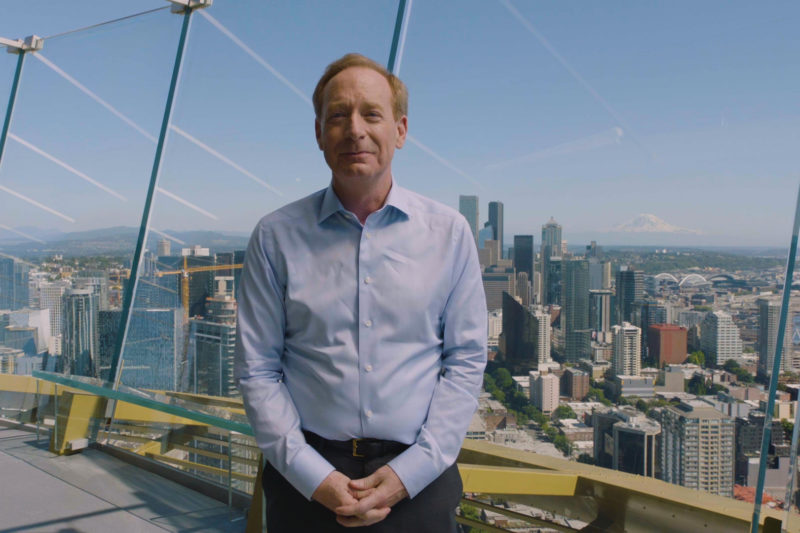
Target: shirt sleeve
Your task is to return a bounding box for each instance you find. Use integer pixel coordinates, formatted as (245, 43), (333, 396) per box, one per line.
(234, 223), (335, 500)
(387, 217), (488, 498)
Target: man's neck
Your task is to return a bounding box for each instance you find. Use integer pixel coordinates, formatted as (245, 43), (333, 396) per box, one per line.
(332, 174), (392, 225)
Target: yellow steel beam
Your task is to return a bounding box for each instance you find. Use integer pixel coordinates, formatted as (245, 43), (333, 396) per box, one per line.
(144, 452), (256, 482)
(454, 515), (512, 533)
(171, 443), (260, 468)
(246, 457), (265, 533)
(51, 392), (106, 455)
(461, 498), (579, 533)
(134, 439), (164, 456)
(459, 464), (578, 496)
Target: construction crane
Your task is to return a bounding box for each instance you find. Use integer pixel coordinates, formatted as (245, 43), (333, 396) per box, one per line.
(155, 256), (243, 320)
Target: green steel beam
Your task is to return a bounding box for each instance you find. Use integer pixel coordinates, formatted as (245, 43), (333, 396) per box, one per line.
(108, 7), (195, 387)
(0, 51), (26, 176)
(387, 0), (411, 75)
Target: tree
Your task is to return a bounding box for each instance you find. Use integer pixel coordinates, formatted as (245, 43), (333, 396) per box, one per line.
(552, 404), (577, 420)
(687, 351), (705, 368)
(687, 374), (707, 395)
(493, 368), (514, 390)
(553, 434), (573, 456)
(577, 453), (595, 465)
(723, 359), (740, 372)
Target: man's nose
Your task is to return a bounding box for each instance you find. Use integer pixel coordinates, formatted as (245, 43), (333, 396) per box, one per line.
(345, 113), (367, 139)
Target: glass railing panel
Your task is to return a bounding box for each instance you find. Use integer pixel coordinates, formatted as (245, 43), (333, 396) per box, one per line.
(114, 1), (400, 398)
(0, 11), (180, 385)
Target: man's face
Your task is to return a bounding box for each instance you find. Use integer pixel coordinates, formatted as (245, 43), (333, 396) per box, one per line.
(315, 67), (407, 186)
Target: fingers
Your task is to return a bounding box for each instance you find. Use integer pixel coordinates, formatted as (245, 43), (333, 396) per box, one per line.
(336, 507), (391, 528)
(348, 471), (379, 491)
(335, 490), (383, 517)
(350, 487), (376, 500)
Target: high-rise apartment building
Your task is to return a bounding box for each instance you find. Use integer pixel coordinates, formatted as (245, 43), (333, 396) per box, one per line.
(648, 324), (688, 367)
(588, 258), (611, 290)
(593, 406), (660, 477)
(190, 295), (237, 397)
(459, 195), (479, 245)
(540, 218), (562, 306)
(488, 201), (504, 257)
(563, 259), (590, 361)
(612, 322), (641, 377)
(701, 311), (742, 367)
(157, 238), (171, 257)
(589, 289), (613, 335)
(531, 371), (559, 414)
(62, 288), (99, 377)
(758, 297), (798, 377)
(0, 257), (30, 311)
(502, 293), (550, 368)
(615, 269), (644, 324)
(36, 280), (71, 350)
(659, 401), (735, 497)
(482, 267), (516, 311)
(512, 235), (534, 281)
(122, 308), (185, 391)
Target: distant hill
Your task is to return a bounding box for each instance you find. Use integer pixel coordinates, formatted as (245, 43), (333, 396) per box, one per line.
(0, 226), (249, 258)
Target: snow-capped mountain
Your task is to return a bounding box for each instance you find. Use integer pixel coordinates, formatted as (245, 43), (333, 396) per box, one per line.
(612, 214), (701, 234)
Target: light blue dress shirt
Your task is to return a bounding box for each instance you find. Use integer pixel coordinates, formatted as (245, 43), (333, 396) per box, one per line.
(234, 180), (487, 500)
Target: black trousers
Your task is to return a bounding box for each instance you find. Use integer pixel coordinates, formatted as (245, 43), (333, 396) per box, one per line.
(262, 447), (462, 532)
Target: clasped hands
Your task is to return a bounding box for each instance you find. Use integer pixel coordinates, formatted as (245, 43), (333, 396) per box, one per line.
(311, 465), (408, 527)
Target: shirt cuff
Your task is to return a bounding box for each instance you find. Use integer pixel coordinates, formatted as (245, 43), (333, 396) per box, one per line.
(280, 444), (336, 501)
(387, 443), (443, 499)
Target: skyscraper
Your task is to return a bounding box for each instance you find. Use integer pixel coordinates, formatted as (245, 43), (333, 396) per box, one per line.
(488, 201), (504, 258)
(612, 322), (641, 376)
(513, 235), (534, 281)
(0, 257), (30, 311)
(563, 258), (590, 361)
(758, 297), (798, 377)
(190, 295), (237, 397)
(502, 293), (550, 368)
(157, 238), (171, 257)
(62, 288), (99, 377)
(540, 218), (562, 306)
(615, 269), (644, 324)
(659, 401), (735, 497)
(701, 310), (742, 367)
(459, 195), (479, 245)
(589, 289), (613, 335)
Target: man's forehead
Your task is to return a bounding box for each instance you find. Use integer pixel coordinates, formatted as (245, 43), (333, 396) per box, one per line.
(323, 67), (392, 105)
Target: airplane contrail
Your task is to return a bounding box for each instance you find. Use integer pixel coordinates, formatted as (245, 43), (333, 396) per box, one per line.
(32, 53), (158, 143)
(156, 187), (219, 221)
(0, 224), (45, 244)
(199, 11), (312, 107)
(170, 125), (282, 196)
(406, 135), (482, 188)
(150, 227), (186, 245)
(0, 185), (75, 222)
(486, 127), (624, 170)
(9, 133), (127, 201)
(498, 0), (653, 160)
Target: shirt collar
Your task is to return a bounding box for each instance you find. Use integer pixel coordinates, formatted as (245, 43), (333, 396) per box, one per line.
(317, 178), (411, 224)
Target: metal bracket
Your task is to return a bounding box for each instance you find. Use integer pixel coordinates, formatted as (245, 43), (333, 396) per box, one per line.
(0, 35), (44, 54)
(167, 0), (213, 14)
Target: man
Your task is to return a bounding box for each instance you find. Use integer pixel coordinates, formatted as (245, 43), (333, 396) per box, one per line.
(235, 53), (487, 531)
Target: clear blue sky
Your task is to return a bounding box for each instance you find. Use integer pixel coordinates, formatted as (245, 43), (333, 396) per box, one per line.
(1, 0), (798, 247)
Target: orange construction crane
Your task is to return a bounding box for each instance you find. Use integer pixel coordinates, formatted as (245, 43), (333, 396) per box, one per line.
(155, 256), (242, 320)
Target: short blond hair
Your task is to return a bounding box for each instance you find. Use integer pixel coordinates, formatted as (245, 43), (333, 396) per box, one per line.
(313, 53), (408, 121)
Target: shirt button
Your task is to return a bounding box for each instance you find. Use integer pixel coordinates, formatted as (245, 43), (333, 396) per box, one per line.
(364, 319), (372, 327)
(365, 364), (373, 372)
(365, 232), (371, 239)
(366, 410), (373, 418)
(364, 276), (372, 284)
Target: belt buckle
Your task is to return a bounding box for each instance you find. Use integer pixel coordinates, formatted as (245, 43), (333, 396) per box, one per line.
(352, 438), (365, 458)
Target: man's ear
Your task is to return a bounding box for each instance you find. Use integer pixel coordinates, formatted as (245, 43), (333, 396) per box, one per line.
(315, 119), (323, 150)
(395, 115), (408, 149)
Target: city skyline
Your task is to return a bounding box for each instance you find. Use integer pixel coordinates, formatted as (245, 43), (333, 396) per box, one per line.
(0, 1), (798, 247)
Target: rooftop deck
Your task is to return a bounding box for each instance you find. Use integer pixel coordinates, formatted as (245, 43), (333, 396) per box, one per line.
(0, 425), (246, 533)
